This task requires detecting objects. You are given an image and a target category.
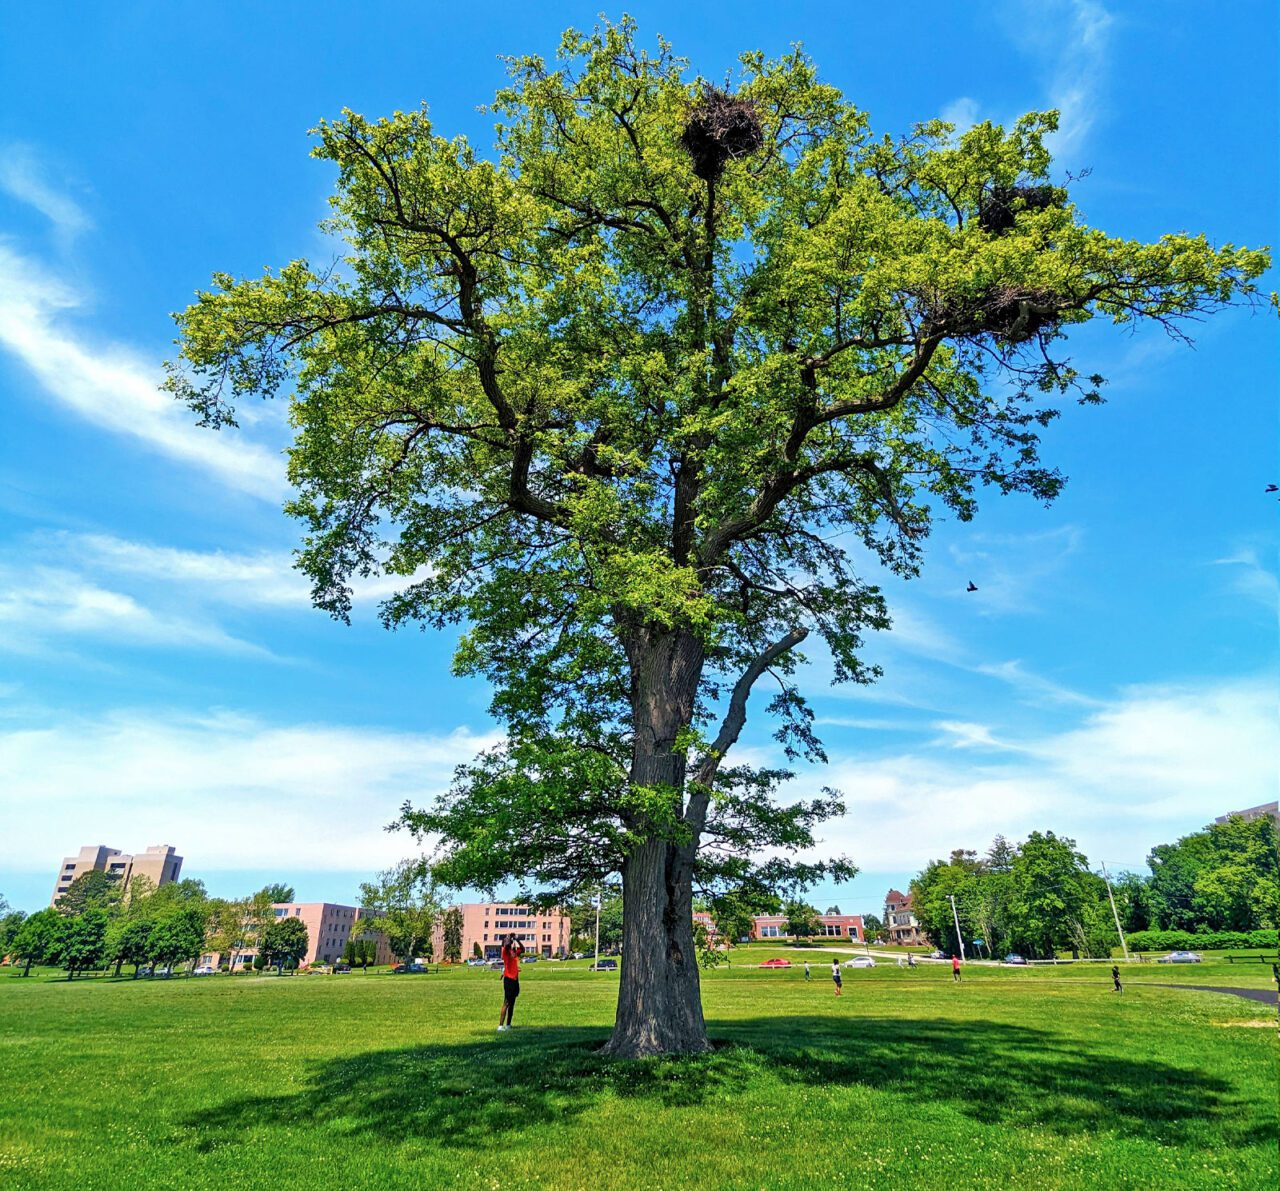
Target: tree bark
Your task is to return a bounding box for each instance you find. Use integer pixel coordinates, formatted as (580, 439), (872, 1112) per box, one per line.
(603, 836), (708, 1057)
(604, 628), (711, 1058)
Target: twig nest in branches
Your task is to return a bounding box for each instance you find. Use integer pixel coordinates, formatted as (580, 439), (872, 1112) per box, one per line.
(681, 88), (763, 182)
(930, 285), (1063, 345)
(978, 185), (1064, 235)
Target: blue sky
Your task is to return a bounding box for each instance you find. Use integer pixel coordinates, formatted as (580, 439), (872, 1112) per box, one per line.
(0, 1), (1275, 916)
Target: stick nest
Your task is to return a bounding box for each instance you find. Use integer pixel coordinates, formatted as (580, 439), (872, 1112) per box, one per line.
(930, 285), (1064, 345)
(977, 185), (1064, 235)
(681, 88), (763, 181)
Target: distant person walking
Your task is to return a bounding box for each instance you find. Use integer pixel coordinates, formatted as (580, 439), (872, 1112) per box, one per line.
(951, 955), (962, 982)
(1112, 964), (1123, 994)
(497, 933), (524, 1032)
(804, 960), (811, 982)
(907, 953), (917, 969)
(831, 958), (843, 996)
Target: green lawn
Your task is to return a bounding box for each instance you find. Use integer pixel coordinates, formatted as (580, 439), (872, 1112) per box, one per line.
(1, 958), (1275, 1189)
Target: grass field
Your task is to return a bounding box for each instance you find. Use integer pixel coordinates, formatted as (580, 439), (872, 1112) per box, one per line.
(1, 950), (1275, 1190)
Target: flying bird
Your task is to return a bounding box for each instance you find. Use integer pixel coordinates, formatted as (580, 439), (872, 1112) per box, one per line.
(1266, 484), (1278, 493)
(966, 581), (978, 593)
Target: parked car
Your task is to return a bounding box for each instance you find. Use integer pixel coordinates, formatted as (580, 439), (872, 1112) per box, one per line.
(522, 955), (539, 963)
(929, 950), (947, 960)
(333, 964), (352, 973)
(392, 963), (427, 974)
(1003, 954), (1028, 966)
(1157, 951), (1203, 964)
(759, 958), (792, 969)
(589, 958), (619, 971)
(466, 957), (487, 966)
(843, 956), (875, 968)
(192, 965), (216, 976)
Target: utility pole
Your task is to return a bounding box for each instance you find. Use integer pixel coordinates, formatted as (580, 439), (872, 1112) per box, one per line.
(1101, 862), (1130, 961)
(947, 894), (966, 962)
(593, 887), (601, 972)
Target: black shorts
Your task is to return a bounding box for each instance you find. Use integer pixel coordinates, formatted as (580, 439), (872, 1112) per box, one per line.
(503, 975), (520, 1001)
(832, 974), (842, 986)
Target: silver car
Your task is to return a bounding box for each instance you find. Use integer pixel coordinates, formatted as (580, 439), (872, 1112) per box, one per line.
(1156, 950), (1203, 964)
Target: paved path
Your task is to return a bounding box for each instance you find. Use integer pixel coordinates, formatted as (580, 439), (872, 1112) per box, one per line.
(1164, 984), (1279, 1006)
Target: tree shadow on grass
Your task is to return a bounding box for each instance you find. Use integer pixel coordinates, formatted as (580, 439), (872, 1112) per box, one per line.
(185, 1017), (1270, 1152)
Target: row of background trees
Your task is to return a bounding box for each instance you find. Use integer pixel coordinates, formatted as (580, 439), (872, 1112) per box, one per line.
(0, 874), (312, 979)
(560, 814), (1278, 964)
(909, 816), (1278, 959)
(0, 854), (479, 979)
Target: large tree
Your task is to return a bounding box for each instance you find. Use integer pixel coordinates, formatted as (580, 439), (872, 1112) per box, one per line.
(57, 909), (109, 980)
(358, 859), (440, 963)
(166, 21), (1267, 1055)
(12, 908), (61, 977)
(263, 916), (310, 973)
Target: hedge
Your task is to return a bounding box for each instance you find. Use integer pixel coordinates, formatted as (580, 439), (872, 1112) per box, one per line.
(1126, 929), (1277, 952)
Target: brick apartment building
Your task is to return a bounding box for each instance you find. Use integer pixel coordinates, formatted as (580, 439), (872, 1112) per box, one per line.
(52, 844), (182, 905)
(751, 913), (865, 942)
(432, 902), (571, 960)
(200, 903), (393, 970)
(883, 889), (925, 946)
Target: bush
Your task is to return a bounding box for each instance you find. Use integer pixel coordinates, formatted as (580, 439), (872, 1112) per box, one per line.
(1126, 929), (1278, 952)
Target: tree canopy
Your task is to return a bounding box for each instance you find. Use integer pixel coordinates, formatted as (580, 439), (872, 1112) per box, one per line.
(166, 19), (1268, 1054)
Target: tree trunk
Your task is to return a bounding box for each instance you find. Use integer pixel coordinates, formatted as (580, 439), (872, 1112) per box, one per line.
(603, 836), (708, 1057)
(604, 627), (709, 1058)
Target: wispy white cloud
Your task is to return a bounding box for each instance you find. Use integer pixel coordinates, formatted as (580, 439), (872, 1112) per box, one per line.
(60, 534), (309, 606)
(0, 565), (266, 656)
(0, 710), (499, 874)
(807, 674), (1274, 872)
(1044, 0), (1114, 160)
(948, 524), (1084, 615)
(1211, 546), (1279, 612)
(940, 97), (981, 132)
(973, 658), (1101, 708)
(48, 531), (429, 609)
(0, 144), (91, 244)
(0, 243), (285, 501)
(938, 1), (1114, 159)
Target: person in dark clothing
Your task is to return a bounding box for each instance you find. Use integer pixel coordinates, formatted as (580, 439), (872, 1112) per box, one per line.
(1111, 964), (1123, 993)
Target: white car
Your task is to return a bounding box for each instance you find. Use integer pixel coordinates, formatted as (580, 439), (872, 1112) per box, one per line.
(192, 965), (216, 976)
(843, 956), (876, 968)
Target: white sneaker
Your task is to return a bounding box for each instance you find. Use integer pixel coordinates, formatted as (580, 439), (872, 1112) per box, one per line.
(497, 1025), (507, 1032)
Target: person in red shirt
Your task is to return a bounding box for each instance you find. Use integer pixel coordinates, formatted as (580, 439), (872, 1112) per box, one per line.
(952, 955), (962, 982)
(497, 933), (524, 1032)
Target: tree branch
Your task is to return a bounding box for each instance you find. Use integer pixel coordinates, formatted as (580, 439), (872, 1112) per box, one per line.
(685, 626), (809, 835)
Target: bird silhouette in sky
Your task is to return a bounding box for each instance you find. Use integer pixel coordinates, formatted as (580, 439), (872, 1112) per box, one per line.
(1267, 484), (1278, 493)
(966, 581), (978, 593)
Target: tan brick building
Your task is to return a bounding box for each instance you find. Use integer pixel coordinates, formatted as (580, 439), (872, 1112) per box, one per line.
(200, 902), (394, 970)
(51, 844), (182, 904)
(432, 902), (571, 961)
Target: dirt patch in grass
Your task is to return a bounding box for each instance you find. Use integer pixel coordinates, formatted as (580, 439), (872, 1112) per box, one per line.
(1211, 1020), (1275, 1028)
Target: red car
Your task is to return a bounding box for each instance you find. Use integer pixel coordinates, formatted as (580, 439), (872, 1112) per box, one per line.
(759, 958), (792, 968)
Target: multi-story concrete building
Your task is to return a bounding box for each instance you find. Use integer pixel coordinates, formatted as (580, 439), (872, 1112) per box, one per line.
(432, 902), (571, 961)
(200, 903), (393, 970)
(1215, 802), (1279, 825)
(883, 889), (925, 946)
(51, 844), (182, 905)
(750, 913), (864, 942)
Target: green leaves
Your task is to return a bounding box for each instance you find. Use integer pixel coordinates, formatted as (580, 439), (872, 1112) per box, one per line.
(167, 19), (1270, 908)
